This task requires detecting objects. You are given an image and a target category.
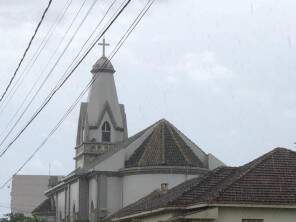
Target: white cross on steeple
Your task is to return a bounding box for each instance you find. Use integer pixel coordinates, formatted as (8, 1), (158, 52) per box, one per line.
(98, 38), (110, 57)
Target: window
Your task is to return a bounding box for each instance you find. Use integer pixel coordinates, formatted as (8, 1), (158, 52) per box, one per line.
(242, 219), (264, 222)
(101, 121), (111, 142)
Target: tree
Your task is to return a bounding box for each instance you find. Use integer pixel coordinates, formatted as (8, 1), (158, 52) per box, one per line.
(0, 213), (43, 222)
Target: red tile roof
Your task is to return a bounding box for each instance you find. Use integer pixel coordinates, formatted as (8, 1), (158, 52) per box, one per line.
(112, 148), (296, 219)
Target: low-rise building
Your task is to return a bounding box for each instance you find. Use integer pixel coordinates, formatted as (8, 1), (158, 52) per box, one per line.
(111, 148), (296, 222)
(11, 175), (61, 216)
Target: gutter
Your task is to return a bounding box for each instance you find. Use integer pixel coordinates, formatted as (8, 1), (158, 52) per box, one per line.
(112, 202), (296, 221)
(111, 207), (182, 221)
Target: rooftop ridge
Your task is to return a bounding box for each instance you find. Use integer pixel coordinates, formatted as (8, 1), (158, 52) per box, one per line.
(207, 147), (296, 204)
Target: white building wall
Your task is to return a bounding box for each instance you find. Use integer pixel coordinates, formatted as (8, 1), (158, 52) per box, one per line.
(11, 175), (51, 216)
(107, 177), (123, 215)
(87, 72), (123, 130)
(93, 127), (154, 172)
(69, 182), (79, 218)
(218, 207), (296, 222)
(88, 112), (123, 143)
(88, 177), (97, 213)
(122, 174), (198, 207)
(94, 150), (126, 171)
(57, 190), (66, 221)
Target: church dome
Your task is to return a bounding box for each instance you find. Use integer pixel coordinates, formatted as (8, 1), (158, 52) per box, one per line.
(125, 119), (205, 168)
(91, 56), (115, 74)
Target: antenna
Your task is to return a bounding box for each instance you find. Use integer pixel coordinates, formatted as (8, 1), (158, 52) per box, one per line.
(49, 163), (51, 176)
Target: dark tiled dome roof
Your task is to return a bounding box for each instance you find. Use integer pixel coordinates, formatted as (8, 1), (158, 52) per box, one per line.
(125, 119), (204, 168)
(91, 56), (115, 73)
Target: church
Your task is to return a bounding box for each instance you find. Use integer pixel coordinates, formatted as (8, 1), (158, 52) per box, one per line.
(32, 40), (224, 222)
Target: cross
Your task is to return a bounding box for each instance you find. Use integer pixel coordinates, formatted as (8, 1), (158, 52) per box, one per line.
(98, 38), (110, 57)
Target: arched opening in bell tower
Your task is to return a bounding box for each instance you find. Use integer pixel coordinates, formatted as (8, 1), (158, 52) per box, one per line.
(101, 121), (111, 142)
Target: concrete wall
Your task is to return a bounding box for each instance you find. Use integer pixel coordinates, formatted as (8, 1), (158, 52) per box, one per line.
(69, 182), (79, 220)
(88, 112), (124, 143)
(136, 206), (296, 222)
(122, 174), (198, 207)
(107, 177), (122, 215)
(88, 177), (97, 213)
(11, 175), (52, 216)
(93, 126), (154, 172)
(56, 190), (66, 221)
(218, 207), (296, 222)
(86, 71), (125, 141)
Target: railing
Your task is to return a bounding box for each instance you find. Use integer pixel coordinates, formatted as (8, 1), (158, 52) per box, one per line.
(75, 143), (115, 156)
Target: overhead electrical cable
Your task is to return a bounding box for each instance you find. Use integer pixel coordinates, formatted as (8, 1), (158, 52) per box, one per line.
(0, 0), (118, 150)
(0, 0), (53, 104)
(0, 0), (73, 115)
(0, 0), (131, 158)
(0, 0), (94, 144)
(0, 0), (155, 189)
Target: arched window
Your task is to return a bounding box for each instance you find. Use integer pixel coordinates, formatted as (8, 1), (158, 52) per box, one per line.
(101, 121), (111, 142)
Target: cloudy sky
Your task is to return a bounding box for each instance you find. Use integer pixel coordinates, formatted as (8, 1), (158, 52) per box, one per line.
(0, 0), (296, 216)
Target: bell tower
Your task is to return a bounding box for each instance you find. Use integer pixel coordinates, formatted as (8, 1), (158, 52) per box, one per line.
(74, 38), (128, 168)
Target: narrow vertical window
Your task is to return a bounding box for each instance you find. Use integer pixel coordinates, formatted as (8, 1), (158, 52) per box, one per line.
(102, 121), (111, 142)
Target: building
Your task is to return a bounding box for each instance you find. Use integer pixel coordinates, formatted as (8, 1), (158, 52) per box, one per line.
(11, 175), (60, 216)
(111, 148), (296, 222)
(33, 40), (224, 221)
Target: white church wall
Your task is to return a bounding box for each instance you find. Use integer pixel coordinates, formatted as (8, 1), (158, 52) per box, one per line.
(101, 112), (124, 143)
(122, 173), (199, 207)
(69, 182), (79, 217)
(88, 177), (98, 212)
(94, 150), (125, 171)
(87, 72), (123, 129)
(93, 126), (154, 171)
(106, 177), (123, 215)
(57, 190), (66, 221)
(88, 113), (120, 143)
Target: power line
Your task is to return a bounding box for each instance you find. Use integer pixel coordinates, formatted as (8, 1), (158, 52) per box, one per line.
(0, 0), (131, 159)
(0, 0), (95, 147)
(0, 0), (73, 116)
(0, 0), (53, 104)
(0, 0), (154, 189)
(0, 0), (117, 152)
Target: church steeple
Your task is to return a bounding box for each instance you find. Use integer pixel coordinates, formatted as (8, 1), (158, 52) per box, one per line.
(75, 38), (128, 168)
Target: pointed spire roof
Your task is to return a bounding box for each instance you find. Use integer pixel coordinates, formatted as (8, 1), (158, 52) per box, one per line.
(91, 56), (115, 74)
(125, 119), (205, 168)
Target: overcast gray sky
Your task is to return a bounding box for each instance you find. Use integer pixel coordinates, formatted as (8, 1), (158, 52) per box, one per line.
(1, 0), (296, 216)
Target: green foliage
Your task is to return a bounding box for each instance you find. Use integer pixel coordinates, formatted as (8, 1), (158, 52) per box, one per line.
(0, 213), (44, 222)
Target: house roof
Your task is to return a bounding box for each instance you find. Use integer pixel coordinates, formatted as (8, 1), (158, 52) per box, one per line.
(32, 198), (54, 215)
(125, 119), (205, 168)
(111, 148), (296, 220)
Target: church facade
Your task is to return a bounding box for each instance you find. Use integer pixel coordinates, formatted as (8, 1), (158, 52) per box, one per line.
(37, 44), (224, 222)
